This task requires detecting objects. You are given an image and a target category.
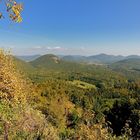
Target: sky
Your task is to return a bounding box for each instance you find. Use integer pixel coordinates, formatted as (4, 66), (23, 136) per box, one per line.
(0, 0), (140, 56)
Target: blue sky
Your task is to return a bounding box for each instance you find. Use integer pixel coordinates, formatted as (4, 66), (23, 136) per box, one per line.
(0, 0), (140, 55)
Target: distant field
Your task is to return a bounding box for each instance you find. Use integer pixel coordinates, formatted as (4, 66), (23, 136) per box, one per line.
(69, 80), (97, 89)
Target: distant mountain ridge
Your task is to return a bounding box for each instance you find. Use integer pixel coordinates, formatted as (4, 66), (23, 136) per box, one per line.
(62, 55), (87, 63)
(110, 58), (140, 70)
(87, 53), (125, 64)
(14, 54), (140, 80)
(16, 53), (140, 64)
(29, 54), (88, 71)
(126, 55), (140, 59)
(16, 55), (41, 62)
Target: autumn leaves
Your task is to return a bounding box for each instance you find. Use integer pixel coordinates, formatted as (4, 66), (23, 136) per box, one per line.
(0, 0), (23, 23)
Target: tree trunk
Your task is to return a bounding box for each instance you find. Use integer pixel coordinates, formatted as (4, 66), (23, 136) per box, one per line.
(4, 122), (9, 140)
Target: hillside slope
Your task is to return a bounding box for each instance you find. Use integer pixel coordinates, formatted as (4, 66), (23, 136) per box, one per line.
(0, 50), (59, 139)
(110, 58), (140, 79)
(30, 54), (91, 71)
(13, 56), (36, 74)
(110, 58), (140, 70)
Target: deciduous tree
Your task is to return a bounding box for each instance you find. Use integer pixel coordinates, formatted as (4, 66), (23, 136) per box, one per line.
(0, 0), (23, 23)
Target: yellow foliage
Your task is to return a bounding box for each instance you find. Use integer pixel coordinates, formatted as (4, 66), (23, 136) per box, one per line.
(0, 50), (59, 139)
(0, 0), (23, 23)
(10, 3), (23, 23)
(76, 124), (109, 140)
(0, 49), (26, 103)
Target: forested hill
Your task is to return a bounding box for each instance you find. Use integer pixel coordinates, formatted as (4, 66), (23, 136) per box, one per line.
(18, 53), (140, 64)
(110, 58), (140, 80)
(13, 56), (36, 74)
(110, 58), (140, 70)
(1, 51), (139, 139)
(28, 54), (127, 85)
(29, 54), (105, 71)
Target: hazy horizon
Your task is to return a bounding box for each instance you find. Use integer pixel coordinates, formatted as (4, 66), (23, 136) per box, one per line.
(13, 52), (140, 57)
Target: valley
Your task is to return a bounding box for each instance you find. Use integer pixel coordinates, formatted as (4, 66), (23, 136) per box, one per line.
(12, 53), (140, 139)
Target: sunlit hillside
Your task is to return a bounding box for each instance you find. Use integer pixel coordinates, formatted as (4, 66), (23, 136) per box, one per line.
(0, 50), (59, 139)
(0, 50), (139, 139)
(0, 0), (140, 139)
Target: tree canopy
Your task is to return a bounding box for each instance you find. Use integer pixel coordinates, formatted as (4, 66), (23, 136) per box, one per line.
(0, 0), (23, 23)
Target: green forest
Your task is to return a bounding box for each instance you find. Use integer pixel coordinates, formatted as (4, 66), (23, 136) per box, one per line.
(0, 50), (140, 139)
(0, 0), (140, 139)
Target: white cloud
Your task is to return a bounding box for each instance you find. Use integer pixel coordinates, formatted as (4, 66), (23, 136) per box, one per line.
(34, 46), (43, 49)
(3, 41), (140, 56)
(45, 46), (64, 50)
(24, 45), (69, 55)
(54, 46), (61, 49)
